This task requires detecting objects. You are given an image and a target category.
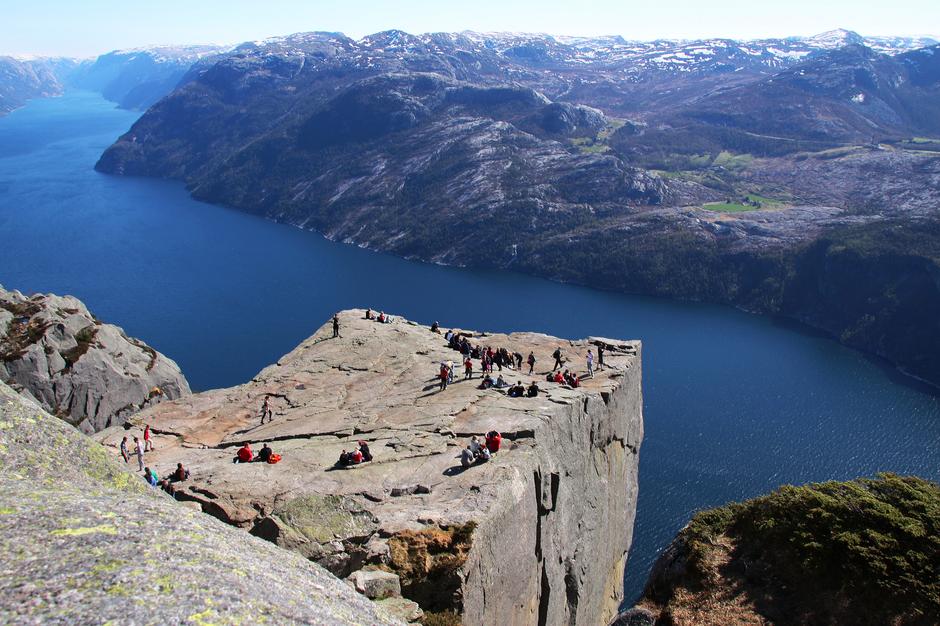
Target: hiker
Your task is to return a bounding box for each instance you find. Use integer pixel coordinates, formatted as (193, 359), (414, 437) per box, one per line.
(508, 382), (525, 397)
(431, 321), (440, 333)
(234, 442), (253, 464)
(494, 374), (508, 389)
(338, 449), (351, 466)
(527, 351), (536, 374)
(563, 369), (573, 386)
(587, 350), (595, 379)
(439, 362), (450, 391)
(527, 381), (540, 397)
(260, 396), (273, 424)
(350, 448), (363, 464)
(552, 347), (563, 371)
(134, 436), (144, 472)
(514, 352), (523, 369)
(143, 424), (154, 452)
(169, 463), (190, 483)
(377, 311), (386, 323)
(144, 467), (158, 487)
(460, 445), (475, 468)
(476, 446), (491, 463)
(469, 436), (483, 456)
(597, 344), (605, 369)
(120, 436), (129, 463)
(447, 360), (455, 384)
(553, 371), (564, 384)
(257, 443), (273, 463)
(332, 313), (340, 338)
(485, 431), (501, 453)
(570, 374), (581, 388)
(478, 374), (494, 389)
(358, 440), (373, 462)
(444, 329), (454, 342)
(365, 308), (373, 320)
(464, 357), (473, 380)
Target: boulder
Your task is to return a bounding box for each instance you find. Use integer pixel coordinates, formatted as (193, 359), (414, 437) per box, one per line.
(347, 569), (403, 600)
(0, 285), (189, 432)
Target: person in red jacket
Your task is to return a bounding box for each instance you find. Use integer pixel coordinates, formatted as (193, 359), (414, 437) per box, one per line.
(143, 424), (154, 452)
(485, 430), (501, 453)
(350, 448), (363, 464)
(235, 442), (253, 463)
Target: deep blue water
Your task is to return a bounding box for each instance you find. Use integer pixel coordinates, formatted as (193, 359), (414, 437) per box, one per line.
(2, 92), (938, 602)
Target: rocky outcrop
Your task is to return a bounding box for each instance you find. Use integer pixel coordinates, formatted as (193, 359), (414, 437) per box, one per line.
(99, 310), (644, 625)
(0, 285), (190, 432)
(624, 474), (940, 626)
(0, 380), (402, 625)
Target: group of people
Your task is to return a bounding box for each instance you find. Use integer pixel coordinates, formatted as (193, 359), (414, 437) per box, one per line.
(438, 324), (605, 394)
(365, 309), (392, 324)
(460, 431), (502, 468)
(120, 424), (155, 472)
(233, 441), (281, 464)
(336, 440), (373, 467)
(144, 462), (191, 490)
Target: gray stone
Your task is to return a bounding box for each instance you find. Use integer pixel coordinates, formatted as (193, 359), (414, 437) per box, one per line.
(0, 286), (190, 433)
(98, 310), (644, 625)
(375, 597), (424, 623)
(347, 569), (402, 600)
(0, 381), (402, 625)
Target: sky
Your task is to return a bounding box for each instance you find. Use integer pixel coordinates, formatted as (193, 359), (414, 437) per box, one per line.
(3, 0), (939, 57)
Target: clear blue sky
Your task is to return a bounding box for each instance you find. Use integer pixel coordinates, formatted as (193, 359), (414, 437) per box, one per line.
(4, 0), (939, 57)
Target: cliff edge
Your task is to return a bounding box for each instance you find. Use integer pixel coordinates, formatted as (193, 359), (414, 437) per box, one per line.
(0, 379), (402, 625)
(100, 310), (644, 625)
(0, 285), (190, 432)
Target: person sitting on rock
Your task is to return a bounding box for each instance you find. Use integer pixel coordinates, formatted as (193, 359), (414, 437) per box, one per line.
(494, 374), (508, 389)
(460, 445), (475, 469)
(508, 382), (525, 398)
(485, 431), (501, 453)
(469, 436), (482, 456)
(257, 443), (273, 463)
(358, 440), (372, 462)
(478, 374), (494, 390)
(570, 374), (581, 388)
(527, 382), (540, 397)
(476, 446), (491, 463)
(553, 371), (565, 384)
(365, 308), (373, 320)
(234, 442), (253, 464)
(563, 369), (574, 386)
(377, 311), (386, 323)
(431, 321), (440, 333)
(338, 449), (351, 466)
(144, 467), (158, 487)
(350, 448), (363, 464)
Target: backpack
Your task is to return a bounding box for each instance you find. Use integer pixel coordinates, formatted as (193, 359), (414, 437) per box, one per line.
(268, 453), (282, 464)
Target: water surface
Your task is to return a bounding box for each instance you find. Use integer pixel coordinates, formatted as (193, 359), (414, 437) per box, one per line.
(1, 92), (937, 602)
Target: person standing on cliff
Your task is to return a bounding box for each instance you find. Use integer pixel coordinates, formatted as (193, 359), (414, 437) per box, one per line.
(527, 351), (536, 374)
(120, 436), (129, 463)
(332, 314), (340, 338)
(143, 424), (154, 452)
(597, 345), (605, 369)
(552, 347), (563, 371)
(260, 396), (273, 424)
(134, 436), (144, 472)
(464, 356), (473, 380)
(586, 350), (595, 379)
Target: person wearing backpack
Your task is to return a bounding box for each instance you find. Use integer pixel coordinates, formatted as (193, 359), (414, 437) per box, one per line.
(552, 347), (563, 371)
(527, 351), (536, 374)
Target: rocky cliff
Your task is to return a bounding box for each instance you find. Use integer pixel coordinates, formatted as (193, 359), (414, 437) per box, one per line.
(0, 285), (190, 433)
(98, 310), (644, 625)
(619, 474), (940, 626)
(0, 379), (403, 625)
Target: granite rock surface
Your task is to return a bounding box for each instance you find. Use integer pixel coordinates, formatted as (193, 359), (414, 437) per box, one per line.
(0, 285), (190, 433)
(100, 310), (644, 625)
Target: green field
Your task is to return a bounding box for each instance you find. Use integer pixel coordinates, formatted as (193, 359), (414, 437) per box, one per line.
(703, 193), (785, 213)
(570, 118), (626, 154)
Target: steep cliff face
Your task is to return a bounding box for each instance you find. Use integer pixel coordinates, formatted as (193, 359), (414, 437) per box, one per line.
(0, 380), (403, 625)
(0, 286), (190, 432)
(98, 310), (643, 625)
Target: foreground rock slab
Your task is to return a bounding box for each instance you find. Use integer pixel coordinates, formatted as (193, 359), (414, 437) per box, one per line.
(103, 310), (644, 625)
(0, 380), (402, 625)
(0, 285), (189, 432)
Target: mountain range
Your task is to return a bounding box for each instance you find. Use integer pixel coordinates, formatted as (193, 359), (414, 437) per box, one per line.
(3, 28), (940, 386)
